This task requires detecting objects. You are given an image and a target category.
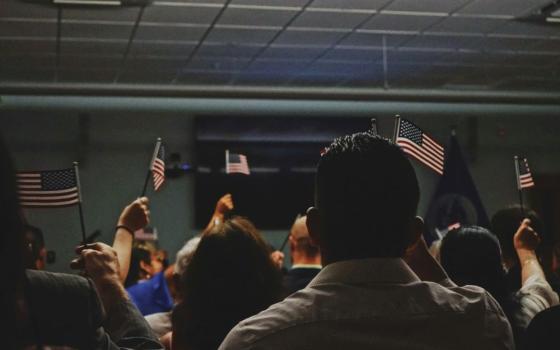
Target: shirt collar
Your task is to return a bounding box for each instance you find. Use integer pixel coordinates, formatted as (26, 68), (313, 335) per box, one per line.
(292, 264), (322, 269)
(308, 258), (421, 287)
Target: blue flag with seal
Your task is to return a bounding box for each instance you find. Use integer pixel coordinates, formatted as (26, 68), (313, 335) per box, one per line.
(424, 133), (489, 245)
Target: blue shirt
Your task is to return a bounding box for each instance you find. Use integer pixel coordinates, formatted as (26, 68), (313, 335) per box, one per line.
(127, 271), (174, 316)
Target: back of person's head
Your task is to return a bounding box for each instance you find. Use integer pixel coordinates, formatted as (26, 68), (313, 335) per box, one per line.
(290, 216), (319, 258)
(440, 226), (508, 302)
(491, 206), (545, 264)
(172, 216), (282, 350)
(0, 134), (26, 349)
(315, 132), (419, 260)
(124, 247), (152, 287)
(174, 235), (201, 277)
(23, 224), (46, 270)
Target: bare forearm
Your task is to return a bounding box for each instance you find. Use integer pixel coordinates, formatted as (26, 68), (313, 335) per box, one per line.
(517, 249), (545, 285)
(113, 228), (133, 284)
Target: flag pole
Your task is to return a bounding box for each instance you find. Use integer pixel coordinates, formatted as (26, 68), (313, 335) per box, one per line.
(370, 117), (378, 135)
(141, 137), (161, 197)
(514, 156), (525, 217)
(225, 149), (229, 174)
(393, 115), (401, 142)
(73, 161), (87, 244)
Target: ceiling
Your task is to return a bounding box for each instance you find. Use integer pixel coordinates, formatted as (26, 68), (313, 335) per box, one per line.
(1, 0), (559, 96)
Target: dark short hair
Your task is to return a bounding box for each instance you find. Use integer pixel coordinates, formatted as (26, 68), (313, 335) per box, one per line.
(173, 217), (282, 350)
(316, 132), (419, 259)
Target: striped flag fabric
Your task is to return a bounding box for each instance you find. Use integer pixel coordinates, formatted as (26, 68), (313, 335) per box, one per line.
(516, 157), (535, 190)
(395, 118), (444, 175)
(151, 143), (165, 191)
(17, 168), (80, 208)
(226, 150), (250, 175)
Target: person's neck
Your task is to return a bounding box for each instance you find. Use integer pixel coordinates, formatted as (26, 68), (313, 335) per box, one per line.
(292, 254), (321, 266)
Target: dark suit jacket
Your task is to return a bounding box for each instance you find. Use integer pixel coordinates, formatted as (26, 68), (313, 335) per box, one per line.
(282, 267), (321, 296)
(23, 269), (164, 350)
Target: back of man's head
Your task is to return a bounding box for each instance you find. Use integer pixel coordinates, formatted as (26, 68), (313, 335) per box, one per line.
(315, 132), (419, 260)
(290, 216), (319, 260)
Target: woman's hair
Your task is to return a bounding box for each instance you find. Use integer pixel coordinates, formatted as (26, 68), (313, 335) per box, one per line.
(0, 134), (26, 348)
(124, 247), (153, 287)
(172, 216), (282, 350)
(440, 226), (513, 314)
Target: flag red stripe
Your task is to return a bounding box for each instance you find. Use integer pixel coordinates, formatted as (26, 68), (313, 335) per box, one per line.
(397, 138), (444, 168)
(20, 198), (80, 207)
(19, 192), (79, 201)
(398, 143), (444, 175)
(18, 187), (79, 195)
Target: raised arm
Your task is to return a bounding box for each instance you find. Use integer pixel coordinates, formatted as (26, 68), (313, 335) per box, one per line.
(113, 197), (150, 283)
(514, 218), (544, 285)
(203, 193), (234, 234)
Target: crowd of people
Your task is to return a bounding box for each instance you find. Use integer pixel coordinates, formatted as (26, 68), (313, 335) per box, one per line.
(3, 131), (560, 349)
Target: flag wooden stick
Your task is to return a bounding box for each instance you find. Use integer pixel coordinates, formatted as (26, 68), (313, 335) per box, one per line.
(393, 115), (401, 142)
(225, 149), (229, 174)
(514, 156), (526, 217)
(141, 137), (162, 196)
(73, 161), (87, 244)
(370, 117), (378, 135)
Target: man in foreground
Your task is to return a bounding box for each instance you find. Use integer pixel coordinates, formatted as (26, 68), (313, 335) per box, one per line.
(220, 133), (514, 350)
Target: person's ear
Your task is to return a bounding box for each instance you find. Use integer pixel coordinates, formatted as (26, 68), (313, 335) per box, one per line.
(406, 216), (424, 249)
(306, 207), (322, 247)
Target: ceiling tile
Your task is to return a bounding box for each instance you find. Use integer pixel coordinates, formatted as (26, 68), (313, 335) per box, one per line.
(0, 21), (56, 38)
(197, 43), (263, 57)
(61, 22), (132, 39)
(339, 32), (410, 47)
(62, 7), (140, 21)
(1, 0), (57, 19)
(57, 69), (117, 83)
(60, 39), (127, 55)
(490, 21), (560, 37)
(125, 57), (186, 71)
(118, 69), (177, 84)
(457, 0), (551, 17)
(291, 10), (371, 29)
(176, 71), (233, 85)
(0, 68), (54, 82)
(135, 25), (207, 41)
(186, 57), (251, 71)
(482, 36), (540, 51)
(428, 17), (504, 34)
(0, 39), (55, 54)
(59, 55), (122, 69)
(260, 46), (326, 59)
(247, 59), (311, 75)
(206, 28), (279, 44)
(142, 5), (221, 23)
(129, 41), (196, 56)
(0, 54), (55, 68)
(385, 0), (470, 13)
(389, 48), (449, 63)
(361, 14), (442, 32)
(275, 29), (346, 45)
(310, 0), (391, 10)
(321, 47), (382, 61)
(400, 34), (482, 50)
(231, 0), (308, 6)
(218, 7), (297, 27)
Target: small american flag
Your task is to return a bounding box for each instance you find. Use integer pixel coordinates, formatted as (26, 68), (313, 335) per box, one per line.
(516, 157), (535, 190)
(226, 150), (250, 175)
(17, 168), (80, 208)
(395, 118), (444, 175)
(152, 143), (165, 191)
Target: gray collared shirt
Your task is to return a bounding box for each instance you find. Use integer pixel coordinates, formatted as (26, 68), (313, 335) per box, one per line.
(220, 258), (514, 350)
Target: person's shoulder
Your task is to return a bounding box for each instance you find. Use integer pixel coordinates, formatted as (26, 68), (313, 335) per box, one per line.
(220, 290), (314, 350)
(26, 269), (93, 297)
